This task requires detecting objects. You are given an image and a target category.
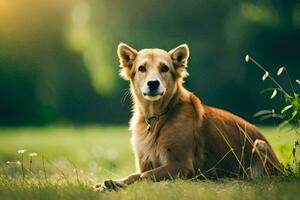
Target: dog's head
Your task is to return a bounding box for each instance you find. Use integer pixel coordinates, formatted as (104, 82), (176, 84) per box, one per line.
(117, 43), (189, 101)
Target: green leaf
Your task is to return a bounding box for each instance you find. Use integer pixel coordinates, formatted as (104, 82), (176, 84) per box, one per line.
(291, 110), (298, 120)
(281, 105), (293, 114)
(284, 93), (293, 102)
(260, 88), (277, 95)
(278, 121), (289, 131)
(253, 110), (273, 117)
(259, 114), (274, 121)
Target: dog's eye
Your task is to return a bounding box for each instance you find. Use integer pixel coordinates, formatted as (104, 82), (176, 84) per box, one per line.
(161, 65), (169, 73)
(138, 65), (146, 72)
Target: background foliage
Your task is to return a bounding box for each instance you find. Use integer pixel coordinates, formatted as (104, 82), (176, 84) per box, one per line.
(1, 0), (300, 126)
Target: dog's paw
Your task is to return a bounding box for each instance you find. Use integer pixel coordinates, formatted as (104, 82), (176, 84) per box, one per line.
(95, 179), (126, 191)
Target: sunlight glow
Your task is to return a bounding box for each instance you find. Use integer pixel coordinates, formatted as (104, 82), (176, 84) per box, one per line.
(240, 3), (279, 25)
(67, 1), (116, 95)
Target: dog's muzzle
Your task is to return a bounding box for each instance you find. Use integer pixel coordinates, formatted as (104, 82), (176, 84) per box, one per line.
(141, 79), (165, 100)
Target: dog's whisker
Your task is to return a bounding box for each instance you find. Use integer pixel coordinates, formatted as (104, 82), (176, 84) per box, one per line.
(120, 88), (131, 105)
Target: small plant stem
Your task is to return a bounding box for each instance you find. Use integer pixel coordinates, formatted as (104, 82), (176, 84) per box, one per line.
(68, 159), (81, 185)
(42, 155), (47, 180)
(21, 154), (25, 179)
(29, 157), (32, 172)
(284, 68), (296, 94)
(248, 56), (290, 96)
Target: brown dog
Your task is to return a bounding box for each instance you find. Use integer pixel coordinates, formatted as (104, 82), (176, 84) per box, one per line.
(99, 43), (281, 190)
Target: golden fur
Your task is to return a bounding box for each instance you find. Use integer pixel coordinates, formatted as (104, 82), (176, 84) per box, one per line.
(98, 43), (281, 190)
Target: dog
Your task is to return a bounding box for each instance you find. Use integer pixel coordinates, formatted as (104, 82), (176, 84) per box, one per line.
(98, 43), (281, 190)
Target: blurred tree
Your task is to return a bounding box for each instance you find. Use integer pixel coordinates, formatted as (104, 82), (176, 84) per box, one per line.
(0, 0), (299, 125)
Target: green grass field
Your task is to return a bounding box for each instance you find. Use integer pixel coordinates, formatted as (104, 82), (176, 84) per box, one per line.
(0, 126), (299, 200)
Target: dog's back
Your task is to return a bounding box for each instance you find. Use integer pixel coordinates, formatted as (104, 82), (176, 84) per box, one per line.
(192, 95), (282, 178)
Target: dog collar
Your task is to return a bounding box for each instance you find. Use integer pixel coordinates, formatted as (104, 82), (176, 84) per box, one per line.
(145, 107), (170, 133)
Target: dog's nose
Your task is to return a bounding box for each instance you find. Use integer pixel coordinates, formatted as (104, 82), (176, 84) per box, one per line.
(147, 80), (160, 91)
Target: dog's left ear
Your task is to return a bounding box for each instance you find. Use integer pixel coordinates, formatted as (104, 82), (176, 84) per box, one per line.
(118, 42), (138, 80)
(168, 44), (189, 79)
(168, 44), (189, 68)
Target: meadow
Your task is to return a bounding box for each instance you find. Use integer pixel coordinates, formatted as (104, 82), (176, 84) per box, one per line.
(0, 126), (299, 200)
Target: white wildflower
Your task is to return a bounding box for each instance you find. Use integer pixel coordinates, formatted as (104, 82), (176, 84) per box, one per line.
(29, 152), (38, 157)
(296, 80), (300, 85)
(245, 55), (250, 62)
(6, 161), (21, 165)
(270, 89), (277, 99)
(277, 67), (284, 76)
(18, 149), (26, 154)
(262, 71), (269, 81)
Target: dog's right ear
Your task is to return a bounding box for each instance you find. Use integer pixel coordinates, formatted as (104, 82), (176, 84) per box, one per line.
(168, 44), (190, 79)
(118, 43), (138, 80)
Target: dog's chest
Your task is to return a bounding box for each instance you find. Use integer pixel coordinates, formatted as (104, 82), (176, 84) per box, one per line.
(131, 127), (167, 169)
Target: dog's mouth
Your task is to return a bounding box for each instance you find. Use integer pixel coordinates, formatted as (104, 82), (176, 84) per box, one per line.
(142, 91), (165, 101)
(143, 91), (164, 97)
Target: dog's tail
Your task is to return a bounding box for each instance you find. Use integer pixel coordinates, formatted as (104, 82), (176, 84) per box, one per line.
(250, 139), (283, 177)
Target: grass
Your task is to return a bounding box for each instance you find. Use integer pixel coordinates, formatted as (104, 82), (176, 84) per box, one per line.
(0, 125), (299, 200)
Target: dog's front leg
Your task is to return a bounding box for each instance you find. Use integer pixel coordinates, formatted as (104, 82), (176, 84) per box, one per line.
(140, 162), (194, 181)
(98, 173), (141, 190)
(99, 162), (193, 190)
